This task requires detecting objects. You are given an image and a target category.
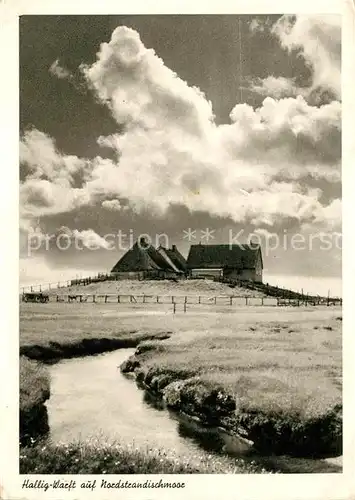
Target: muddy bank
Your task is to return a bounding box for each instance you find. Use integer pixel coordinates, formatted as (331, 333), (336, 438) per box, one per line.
(20, 403), (50, 447)
(20, 333), (171, 364)
(121, 352), (342, 458)
(20, 357), (50, 446)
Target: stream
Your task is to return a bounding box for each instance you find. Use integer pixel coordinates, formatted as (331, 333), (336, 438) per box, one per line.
(46, 349), (342, 473)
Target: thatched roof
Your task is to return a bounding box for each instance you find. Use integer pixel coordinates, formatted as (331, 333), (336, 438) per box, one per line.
(157, 245), (187, 273)
(186, 244), (262, 270)
(111, 239), (185, 273)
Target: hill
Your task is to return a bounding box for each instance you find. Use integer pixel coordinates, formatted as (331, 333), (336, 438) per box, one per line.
(47, 279), (266, 298)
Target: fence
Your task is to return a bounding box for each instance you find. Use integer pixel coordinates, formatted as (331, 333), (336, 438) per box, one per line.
(20, 271), (187, 294)
(20, 293), (342, 308)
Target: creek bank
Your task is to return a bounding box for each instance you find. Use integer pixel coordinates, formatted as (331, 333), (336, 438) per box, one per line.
(20, 332), (171, 364)
(121, 351), (342, 458)
(20, 357), (50, 446)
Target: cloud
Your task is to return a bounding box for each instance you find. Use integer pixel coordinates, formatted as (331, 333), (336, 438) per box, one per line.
(102, 199), (129, 211)
(20, 25), (341, 235)
(249, 17), (273, 33)
(225, 96), (341, 170)
(20, 129), (93, 222)
(272, 15), (341, 98)
(248, 76), (307, 99)
(49, 59), (72, 80)
(71, 228), (112, 250)
(80, 26), (214, 137)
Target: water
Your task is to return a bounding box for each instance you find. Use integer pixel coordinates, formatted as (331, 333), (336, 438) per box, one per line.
(46, 349), (342, 473)
(46, 349), (250, 459)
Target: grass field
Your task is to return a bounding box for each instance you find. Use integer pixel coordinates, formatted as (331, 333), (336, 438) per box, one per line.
(20, 301), (342, 458)
(132, 313), (342, 419)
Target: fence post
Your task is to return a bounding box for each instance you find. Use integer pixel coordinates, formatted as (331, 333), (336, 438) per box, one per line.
(198, 296), (201, 304)
(143, 295), (146, 304)
(214, 296), (217, 305)
(56, 295), (59, 302)
(184, 302), (187, 313)
(261, 297), (264, 306)
(105, 295), (108, 303)
(171, 296), (174, 304)
(30, 286), (33, 292)
(245, 297), (248, 306)
(117, 295), (120, 303)
(157, 296), (159, 303)
(185, 296), (188, 304)
(230, 296), (233, 306)
(80, 295), (82, 303)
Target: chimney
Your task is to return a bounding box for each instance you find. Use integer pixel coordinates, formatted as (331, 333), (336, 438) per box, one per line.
(139, 236), (149, 248)
(172, 244), (177, 251)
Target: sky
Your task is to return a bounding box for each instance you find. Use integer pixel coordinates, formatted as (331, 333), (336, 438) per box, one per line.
(19, 15), (342, 296)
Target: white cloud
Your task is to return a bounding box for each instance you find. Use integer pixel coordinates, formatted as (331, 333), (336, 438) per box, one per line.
(20, 25), (341, 234)
(249, 76), (307, 99)
(272, 15), (341, 98)
(80, 26), (214, 137)
(49, 59), (72, 80)
(71, 228), (112, 250)
(20, 129), (94, 222)
(102, 199), (127, 211)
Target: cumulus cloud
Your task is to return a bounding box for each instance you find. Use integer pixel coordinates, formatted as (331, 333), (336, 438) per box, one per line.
(249, 76), (307, 99)
(71, 228), (112, 250)
(20, 25), (341, 235)
(248, 15), (341, 102)
(20, 129), (93, 223)
(80, 26), (214, 137)
(101, 199), (129, 211)
(272, 15), (341, 98)
(49, 226), (113, 250)
(49, 59), (72, 80)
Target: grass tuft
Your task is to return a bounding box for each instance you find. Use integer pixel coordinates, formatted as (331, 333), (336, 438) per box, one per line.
(20, 438), (267, 474)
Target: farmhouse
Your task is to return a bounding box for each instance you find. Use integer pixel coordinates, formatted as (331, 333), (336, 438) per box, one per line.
(186, 243), (263, 282)
(111, 238), (187, 279)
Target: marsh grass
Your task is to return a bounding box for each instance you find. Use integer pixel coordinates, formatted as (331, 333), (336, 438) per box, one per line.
(20, 438), (266, 474)
(20, 357), (50, 412)
(20, 357), (51, 445)
(130, 316), (342, 456)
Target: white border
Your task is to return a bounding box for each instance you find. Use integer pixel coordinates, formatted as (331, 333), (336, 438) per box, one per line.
(1, 1), (354, 499)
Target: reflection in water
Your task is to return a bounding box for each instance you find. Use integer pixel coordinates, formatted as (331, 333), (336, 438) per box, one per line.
(142, 390), (166, 411)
